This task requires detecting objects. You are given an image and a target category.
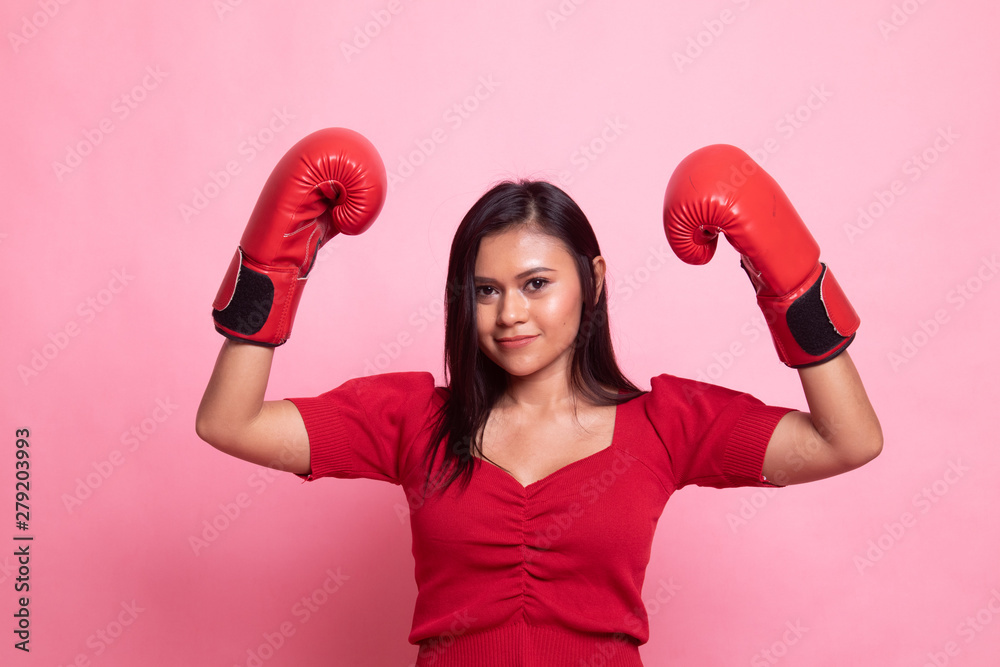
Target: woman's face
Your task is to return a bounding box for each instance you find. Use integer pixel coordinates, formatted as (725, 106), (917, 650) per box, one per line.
(474, 225), (599, 383)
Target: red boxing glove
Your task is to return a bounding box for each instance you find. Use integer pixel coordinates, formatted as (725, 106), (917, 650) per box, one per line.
(663, 144), (858, 367)
(212, 128), (387, 346)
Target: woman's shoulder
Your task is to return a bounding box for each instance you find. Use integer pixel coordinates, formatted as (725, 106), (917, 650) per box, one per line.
(315, 370), (448, 406)
(630, 372), (756, 409)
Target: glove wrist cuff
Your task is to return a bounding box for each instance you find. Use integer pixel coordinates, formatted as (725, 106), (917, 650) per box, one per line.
(211, 248), (305, 346)
(757, 263), (860, 368)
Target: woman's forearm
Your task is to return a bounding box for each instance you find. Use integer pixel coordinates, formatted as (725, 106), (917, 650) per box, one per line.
(796, 351), (883, 468)
(196, 339), (275, 448)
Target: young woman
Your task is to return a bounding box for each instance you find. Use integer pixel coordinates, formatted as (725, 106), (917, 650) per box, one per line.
(197, 129), (882, 666)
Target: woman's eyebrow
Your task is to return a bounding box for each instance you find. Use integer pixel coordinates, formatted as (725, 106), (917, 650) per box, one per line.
(474, 267), (555, 282)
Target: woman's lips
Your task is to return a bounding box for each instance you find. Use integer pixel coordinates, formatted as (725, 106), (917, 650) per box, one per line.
(496, 335), (538, 349)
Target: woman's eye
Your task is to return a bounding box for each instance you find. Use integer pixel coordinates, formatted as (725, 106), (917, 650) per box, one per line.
(475, 280), (547, 298)
(527, 278), (548, 291)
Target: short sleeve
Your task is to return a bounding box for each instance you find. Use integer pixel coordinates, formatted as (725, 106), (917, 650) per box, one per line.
(285, 371), (440, 484)
(644, 374), (795, 490)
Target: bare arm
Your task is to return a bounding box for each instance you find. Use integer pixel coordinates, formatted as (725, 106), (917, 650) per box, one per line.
(195, 339), (310, 475)
(762, 351), (883, 485)
(193, 128), (388, 476)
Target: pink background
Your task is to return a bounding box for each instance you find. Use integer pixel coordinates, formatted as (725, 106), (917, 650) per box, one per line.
(4, 1), (999, 665)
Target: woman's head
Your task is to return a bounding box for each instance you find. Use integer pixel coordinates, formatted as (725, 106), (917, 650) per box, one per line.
(472, 224), (604, 386)
(444, 180), (609, 392)
(422, 180), (642, 493)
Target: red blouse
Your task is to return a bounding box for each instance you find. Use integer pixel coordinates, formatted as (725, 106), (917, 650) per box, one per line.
(288, 372), (792, 666)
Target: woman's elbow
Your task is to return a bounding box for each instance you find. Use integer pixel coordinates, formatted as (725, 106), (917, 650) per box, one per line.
(195, 411), (231, 452)
(846, 423), (884, 470)
(869, 426), (884, 461)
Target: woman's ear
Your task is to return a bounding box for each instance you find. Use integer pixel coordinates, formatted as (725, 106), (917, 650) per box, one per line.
(592, 256), (607, 305)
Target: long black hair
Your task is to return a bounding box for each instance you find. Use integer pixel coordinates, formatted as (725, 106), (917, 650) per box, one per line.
(419, 180), (643, 497)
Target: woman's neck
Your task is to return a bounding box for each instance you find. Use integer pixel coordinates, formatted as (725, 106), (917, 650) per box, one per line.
(499, 370), (578, 413)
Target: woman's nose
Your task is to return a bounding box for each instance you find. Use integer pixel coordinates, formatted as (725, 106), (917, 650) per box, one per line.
(497, 291), (528, 325)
